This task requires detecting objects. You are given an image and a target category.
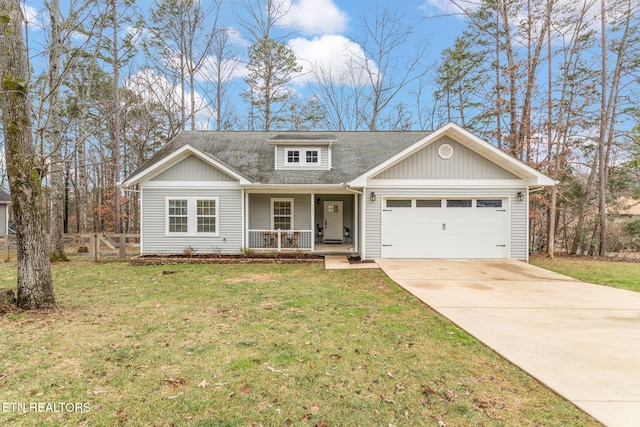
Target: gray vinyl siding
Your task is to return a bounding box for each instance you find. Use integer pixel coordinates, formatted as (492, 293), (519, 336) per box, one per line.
(363, 187), (528, 260)
(275, 146), (330, 170)
(141, 186), (242, 254)
(248, 194), (312, 230)
(373, 136), (518, 180)
(151, 155), (235, 181)
(0, 204), (6, 235)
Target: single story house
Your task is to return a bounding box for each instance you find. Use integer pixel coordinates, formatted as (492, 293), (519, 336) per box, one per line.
(122, 123), (555, 260)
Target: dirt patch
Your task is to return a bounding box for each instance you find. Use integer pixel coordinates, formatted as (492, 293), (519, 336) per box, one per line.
(225, 273), (280, 284)
(348, 257), (376, 264)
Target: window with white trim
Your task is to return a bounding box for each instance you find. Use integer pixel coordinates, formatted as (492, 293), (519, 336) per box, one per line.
(168, 199), (188, 233)
(287, 150), (300, 164)
(305, 150), (318, 163)
(271, 198), (294, 230)
(284, 147), (322, 166)
(166, 197), (219, 235)
(197, 200), (217, 233)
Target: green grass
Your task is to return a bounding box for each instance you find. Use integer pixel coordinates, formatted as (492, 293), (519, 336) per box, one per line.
(0, 260), (600, 426)
(531, 256), (640, 292)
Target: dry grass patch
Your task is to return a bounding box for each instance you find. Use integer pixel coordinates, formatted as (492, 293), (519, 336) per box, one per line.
(531, 255), (640, 292)
(0, 260), (600, 426)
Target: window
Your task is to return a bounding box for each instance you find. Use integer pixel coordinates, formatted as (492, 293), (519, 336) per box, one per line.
(477, 199), (503, 208)
(287, 150), (300, 163)
(168, 200), (188, 233)
(166, 197), (219, 235)
(306, 150), (318, 163)
(416, 199), (441, 208)
(272, 198), (294, 230)
(386, 199), (412, 208)
(284, 147), (322, 166)
(197, 200), (216, 233)
(446, 199), (472, 208)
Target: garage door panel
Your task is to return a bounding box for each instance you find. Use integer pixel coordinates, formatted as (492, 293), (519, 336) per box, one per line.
(382, 198), (508, 259)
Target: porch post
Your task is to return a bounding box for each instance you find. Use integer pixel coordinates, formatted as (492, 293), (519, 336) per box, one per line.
(241, 189), (246, 250)
(354, 193), (359, 253)
(311, 193), (315, 252)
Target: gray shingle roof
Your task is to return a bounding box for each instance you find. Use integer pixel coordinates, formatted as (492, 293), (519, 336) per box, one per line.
(129, 131), (433, 185)
(0, 188), (10, 202)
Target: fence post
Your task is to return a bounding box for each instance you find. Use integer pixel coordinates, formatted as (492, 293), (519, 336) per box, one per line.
(119, 234), (126, 260)
(93, 234), (101, 262)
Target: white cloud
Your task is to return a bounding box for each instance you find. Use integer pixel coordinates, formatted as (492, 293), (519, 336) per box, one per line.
(282, 0), (348, 35)
(419, 0), (469, 18)
(288, 35), (376, 86)
(21, 4), (43, 29)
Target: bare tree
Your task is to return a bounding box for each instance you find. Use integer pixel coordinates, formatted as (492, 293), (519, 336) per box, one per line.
(145, 0), (222, 130)
(356, 6), (430, 130)
(46, 0), (69, 261)
(0, 0), (55, 308)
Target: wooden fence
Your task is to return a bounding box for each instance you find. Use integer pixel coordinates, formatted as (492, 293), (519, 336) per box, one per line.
(0, 233), (141, 262)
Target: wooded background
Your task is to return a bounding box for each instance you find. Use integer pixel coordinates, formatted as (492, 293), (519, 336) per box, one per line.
(3, 0), (640, 259)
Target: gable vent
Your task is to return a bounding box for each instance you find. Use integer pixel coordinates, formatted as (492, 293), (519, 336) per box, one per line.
(438, 143), (454, 160)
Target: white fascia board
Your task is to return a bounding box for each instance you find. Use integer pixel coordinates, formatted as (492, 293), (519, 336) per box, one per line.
(349, 122), (555, 187)
(242, 184), (352, 194)
(367, 179), (530, 188)
(141, 181), (241, 188)
(122, 144), (252, 186)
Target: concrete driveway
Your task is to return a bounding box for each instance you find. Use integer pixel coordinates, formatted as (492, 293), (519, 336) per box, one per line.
(376, 259), (640, 427)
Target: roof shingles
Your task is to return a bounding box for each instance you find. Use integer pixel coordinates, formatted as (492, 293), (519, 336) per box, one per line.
(129, 131), (433, 185)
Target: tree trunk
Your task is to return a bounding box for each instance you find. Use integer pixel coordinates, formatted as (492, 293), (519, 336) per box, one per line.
(111, 0), (121, 233)
(597, 0), (608, 257)
(47, 0), (68, 262)
(0, 0), (55, 309)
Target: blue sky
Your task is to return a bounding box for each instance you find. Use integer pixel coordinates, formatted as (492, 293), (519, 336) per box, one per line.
(21, 0), (470, 129)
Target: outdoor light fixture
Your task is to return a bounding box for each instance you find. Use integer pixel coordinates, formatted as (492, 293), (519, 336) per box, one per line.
(370, 192), (377, 202)
(517, 191), (525, 201)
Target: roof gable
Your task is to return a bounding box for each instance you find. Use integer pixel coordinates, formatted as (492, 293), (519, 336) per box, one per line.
(122, 144), (251, 186)
(151, 155), (237, 182)
(373, 136), (519, 180)
(350, 123), (556, 187)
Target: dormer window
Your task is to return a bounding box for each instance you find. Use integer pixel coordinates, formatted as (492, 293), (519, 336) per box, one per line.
(306, 150), (318, 163)
(286, 148), (320, 166)
(270, 133), (335, 171)
(287, 150), (300, 164)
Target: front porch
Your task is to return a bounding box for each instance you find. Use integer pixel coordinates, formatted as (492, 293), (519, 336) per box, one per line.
(245, 191), (359, 254)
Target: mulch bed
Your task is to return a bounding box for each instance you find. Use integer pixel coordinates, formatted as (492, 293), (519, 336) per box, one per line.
(131, 253), (324, 266)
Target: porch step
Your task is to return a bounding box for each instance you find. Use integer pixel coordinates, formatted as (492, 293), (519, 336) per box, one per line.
(324, 256), (351, 270)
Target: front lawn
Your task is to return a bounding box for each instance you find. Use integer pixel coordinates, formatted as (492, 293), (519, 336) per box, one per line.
(531, 256), (640, 292)
(0, 261), (599, 426)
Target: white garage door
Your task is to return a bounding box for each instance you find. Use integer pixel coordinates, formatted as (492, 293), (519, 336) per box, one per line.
(382, 198), (508, 259)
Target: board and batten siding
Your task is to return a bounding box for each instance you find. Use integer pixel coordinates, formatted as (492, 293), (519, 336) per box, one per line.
(373, 136), (518, 180)
(363, 187), (528, 260)
(151, 155), (236, 182)
(275, 146), (330, 170)
(141, 186), (243, 254)
(248, 193), (312, 230)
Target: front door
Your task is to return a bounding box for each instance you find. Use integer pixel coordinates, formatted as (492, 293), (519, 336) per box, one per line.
(323, 201), (343, 243)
